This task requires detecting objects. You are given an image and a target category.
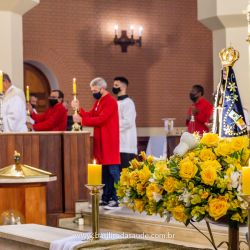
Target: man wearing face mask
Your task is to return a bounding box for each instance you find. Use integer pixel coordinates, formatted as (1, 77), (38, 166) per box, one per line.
(186, 85), (213, 134)
(71, 77), (120, 208)
(26, 90), (67, 131)
(27, 93), (38, 126)
(112, 77), (137, 172)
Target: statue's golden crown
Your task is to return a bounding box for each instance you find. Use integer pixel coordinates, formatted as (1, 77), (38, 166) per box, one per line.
(219, 46), (239, 67)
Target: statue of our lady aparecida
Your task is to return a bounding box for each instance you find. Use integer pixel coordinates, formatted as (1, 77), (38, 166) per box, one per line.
(213, 46), (248, 137)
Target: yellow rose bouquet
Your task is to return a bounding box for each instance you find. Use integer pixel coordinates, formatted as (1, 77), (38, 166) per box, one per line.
(115, 133), (250, 227)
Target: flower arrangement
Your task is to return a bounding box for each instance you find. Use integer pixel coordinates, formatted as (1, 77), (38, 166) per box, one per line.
(115, 133), (250, 227)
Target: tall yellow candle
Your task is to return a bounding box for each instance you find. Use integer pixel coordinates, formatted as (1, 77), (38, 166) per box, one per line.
(243, 166), (250, 195)
(0, 71), (3, 93)
(26, 86), (29, 101)
(88, 160), (102, 185)
(73, 78), (76, 94)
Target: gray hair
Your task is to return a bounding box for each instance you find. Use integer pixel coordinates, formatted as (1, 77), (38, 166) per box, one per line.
(90, 77), (107, 90)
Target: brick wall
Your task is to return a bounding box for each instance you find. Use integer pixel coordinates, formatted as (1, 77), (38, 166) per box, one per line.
(23, 0), (213, 127)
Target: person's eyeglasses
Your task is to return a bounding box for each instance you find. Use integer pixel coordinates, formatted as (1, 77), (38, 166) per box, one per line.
(49, 96), (59, 99)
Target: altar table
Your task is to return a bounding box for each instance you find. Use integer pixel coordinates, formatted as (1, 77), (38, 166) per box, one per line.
(145, 135), (181, 158)
(0, 132), (90, 226)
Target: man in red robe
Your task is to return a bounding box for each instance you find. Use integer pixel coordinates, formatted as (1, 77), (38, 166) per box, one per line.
(26, 90), (67, 131)
(186, 85), (213, 134)
(72, 77), (120, 208)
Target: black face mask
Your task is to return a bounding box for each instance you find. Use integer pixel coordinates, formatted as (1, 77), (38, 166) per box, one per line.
(112, 87), (121, 95)
(31, 104), (36, 109)
(93, 91), (102, 100)
(190, 93), (199, 102)
(49, 99), (58, 107)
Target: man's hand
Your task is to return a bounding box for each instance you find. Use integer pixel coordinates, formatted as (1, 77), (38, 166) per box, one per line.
(73, 114), (82, 123)
(71, 100), (80, 111)
(26, 122), (33, 130)
(26, 103), (33, 115)
(191, 106), (199, 115)
(187, 115), (191, 121)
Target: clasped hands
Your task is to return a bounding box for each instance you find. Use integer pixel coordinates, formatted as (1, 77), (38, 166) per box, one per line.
(187, 106), (199, 121)
(71, 100), (82, 123)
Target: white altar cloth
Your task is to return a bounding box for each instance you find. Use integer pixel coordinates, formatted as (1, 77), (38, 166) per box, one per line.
(50, 232), (122, 250)
(146, 136), (167, 158)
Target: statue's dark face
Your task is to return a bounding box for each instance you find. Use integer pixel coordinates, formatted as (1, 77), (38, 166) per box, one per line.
(14, 156), (20, 163)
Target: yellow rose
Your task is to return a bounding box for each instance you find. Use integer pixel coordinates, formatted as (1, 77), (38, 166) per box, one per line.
(201, 160), (222, 171)
(201, 133), (219, 147)
(163, 177), (177, 194)
(199, 148), (216, 161)
(231, 136), (249, 152)
(134, 199), (146, 213)
(138, 165), (151, 184)
(207, 197), (230, 220)
(129, 170), (139, 188)
(200, 166), (217, 186)
(214, 143), (233, 157)
(146, 183), (162, 202)
(172, 205), (188, 223)
(179, 160), (198, 181)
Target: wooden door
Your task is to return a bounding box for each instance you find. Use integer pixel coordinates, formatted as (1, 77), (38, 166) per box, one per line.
(23, 63), (51, 114)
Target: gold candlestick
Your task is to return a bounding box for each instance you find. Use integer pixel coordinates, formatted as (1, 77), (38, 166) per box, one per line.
(71, 92), (81, 131)
(85, 184), (105, 241)
(27, 102), (32, 132)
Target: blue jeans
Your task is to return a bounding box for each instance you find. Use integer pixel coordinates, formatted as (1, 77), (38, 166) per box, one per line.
(102, 164), (120, 203)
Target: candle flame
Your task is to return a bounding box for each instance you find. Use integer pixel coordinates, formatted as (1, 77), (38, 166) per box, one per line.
(27, 86), (29, 89)
(0, 71), (2, 75)
(93, 159), (96, 164)
(73, 78), (76, 82)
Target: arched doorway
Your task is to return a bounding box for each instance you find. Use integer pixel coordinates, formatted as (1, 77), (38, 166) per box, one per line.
(23, 62), (51, 114)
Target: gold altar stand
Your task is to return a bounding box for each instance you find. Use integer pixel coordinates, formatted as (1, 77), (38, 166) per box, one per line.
(0, 131), (91, 227)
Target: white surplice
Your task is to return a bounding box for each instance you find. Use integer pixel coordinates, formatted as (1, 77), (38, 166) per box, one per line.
(2, 85), (28, 132)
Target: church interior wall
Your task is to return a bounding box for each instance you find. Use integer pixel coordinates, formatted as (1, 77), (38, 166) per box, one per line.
(23, 0), (213, 128)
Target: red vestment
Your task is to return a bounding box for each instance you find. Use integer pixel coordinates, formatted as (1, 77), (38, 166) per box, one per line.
(79, 93), (120, 165)
(187, 97), (213, 134)
(31, 103), (67, 131)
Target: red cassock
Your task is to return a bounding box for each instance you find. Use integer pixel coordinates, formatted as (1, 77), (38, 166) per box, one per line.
(79, 93), (120, 165)
(187, 97), (213, 134)
(31, 103), (67, 131)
